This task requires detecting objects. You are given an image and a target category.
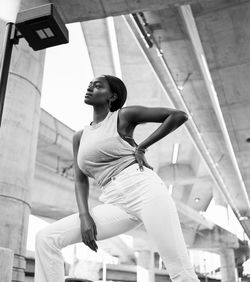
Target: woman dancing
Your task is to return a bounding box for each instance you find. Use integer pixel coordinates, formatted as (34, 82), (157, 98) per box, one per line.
(35, 75), (200, 282)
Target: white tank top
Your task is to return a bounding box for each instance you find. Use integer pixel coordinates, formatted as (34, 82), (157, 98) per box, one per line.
(77, 110), (136, 187)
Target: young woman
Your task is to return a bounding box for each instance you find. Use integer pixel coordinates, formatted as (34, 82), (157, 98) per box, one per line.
(35, 75), (200, 282)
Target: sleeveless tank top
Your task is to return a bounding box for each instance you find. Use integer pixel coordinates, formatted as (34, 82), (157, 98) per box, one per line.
(77, 110), (136, 187)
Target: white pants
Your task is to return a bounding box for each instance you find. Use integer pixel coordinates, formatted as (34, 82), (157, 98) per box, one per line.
(35, 164), (200, 282)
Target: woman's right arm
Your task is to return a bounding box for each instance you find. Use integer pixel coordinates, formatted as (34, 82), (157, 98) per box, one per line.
(73, 130), (98, 252)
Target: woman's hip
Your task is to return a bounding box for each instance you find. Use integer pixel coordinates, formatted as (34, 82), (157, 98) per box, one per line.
(99, 163), (169, 206)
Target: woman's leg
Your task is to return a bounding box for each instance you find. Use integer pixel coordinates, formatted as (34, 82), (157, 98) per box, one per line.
(138, 177), (200, 281)
(35, 203), (140, 282)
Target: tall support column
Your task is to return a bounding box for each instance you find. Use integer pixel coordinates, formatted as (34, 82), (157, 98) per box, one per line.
(136, 249), (155, 282)
(0, 247), (14, 282)
(219, 248), (237, 282)
(0, 12), (46, 281)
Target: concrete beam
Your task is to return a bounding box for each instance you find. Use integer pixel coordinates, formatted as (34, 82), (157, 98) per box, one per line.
(191, 226), (239, 251)
(158, 163), (212, 186)
(81, 19), (115, 76)
(176, 200), (214, 230)
(20, 0), (219, 24)
(38, 109), (73, 159)
(31, 163), (101, 220)
(179, 4), (250, 215)
(98, 236), (136, 264)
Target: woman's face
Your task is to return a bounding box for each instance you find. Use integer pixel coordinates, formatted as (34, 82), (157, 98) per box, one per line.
(84, 76), (112, 108)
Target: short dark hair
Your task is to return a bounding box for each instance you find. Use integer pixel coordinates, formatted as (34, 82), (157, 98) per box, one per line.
(103, 75), (127, 111)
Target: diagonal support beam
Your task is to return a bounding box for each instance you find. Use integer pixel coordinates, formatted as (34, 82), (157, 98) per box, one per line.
(192, 226), (239, 250)
(179, 3), (250, 220)
(122, 14), (250, 238)
(48, 0), (219, 23)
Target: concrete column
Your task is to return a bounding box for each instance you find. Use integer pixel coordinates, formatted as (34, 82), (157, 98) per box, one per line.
(219, 248), (237, 282)
(0, 2), (46, 279)
(81, 19), (115, 75)
(136, 250), (155, 282)
(0, 247), (14, 282)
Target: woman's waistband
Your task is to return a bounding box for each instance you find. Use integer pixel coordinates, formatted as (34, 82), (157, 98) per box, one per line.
(101, 162), (139, 190)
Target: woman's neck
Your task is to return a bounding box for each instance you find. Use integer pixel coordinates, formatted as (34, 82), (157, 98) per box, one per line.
(92, 108), (110, 125)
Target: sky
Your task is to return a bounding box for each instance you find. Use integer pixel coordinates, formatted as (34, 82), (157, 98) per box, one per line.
(40, 22), (94, 130)
(0, 0), (21, 22)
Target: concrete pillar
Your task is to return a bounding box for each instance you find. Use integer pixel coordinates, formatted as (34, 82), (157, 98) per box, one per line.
(81, 19), (115, 76)
(0, 247), (14, 282)
(0, 1), (47, 279)
(136, 250), (155, 282)
(219, 248), (237, 282)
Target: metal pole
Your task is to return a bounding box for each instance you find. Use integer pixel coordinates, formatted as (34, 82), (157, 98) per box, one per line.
(0, 22), (15, 126)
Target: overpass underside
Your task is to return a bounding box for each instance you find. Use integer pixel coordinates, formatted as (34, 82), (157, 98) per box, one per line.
(1, 0), (250, 281)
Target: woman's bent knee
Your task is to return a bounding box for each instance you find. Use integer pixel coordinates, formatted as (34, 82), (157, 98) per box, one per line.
(35, 228), (49, 249)
(35, 227), (61, 251)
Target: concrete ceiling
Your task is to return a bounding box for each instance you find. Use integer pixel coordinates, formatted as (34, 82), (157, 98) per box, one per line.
(21, 0), (219, 23)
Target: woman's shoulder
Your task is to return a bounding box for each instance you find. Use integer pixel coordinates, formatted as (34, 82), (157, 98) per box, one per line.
(118, 105), (143, 121)
(119, 105), (144, 115)
(73, 130), (84, 145)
